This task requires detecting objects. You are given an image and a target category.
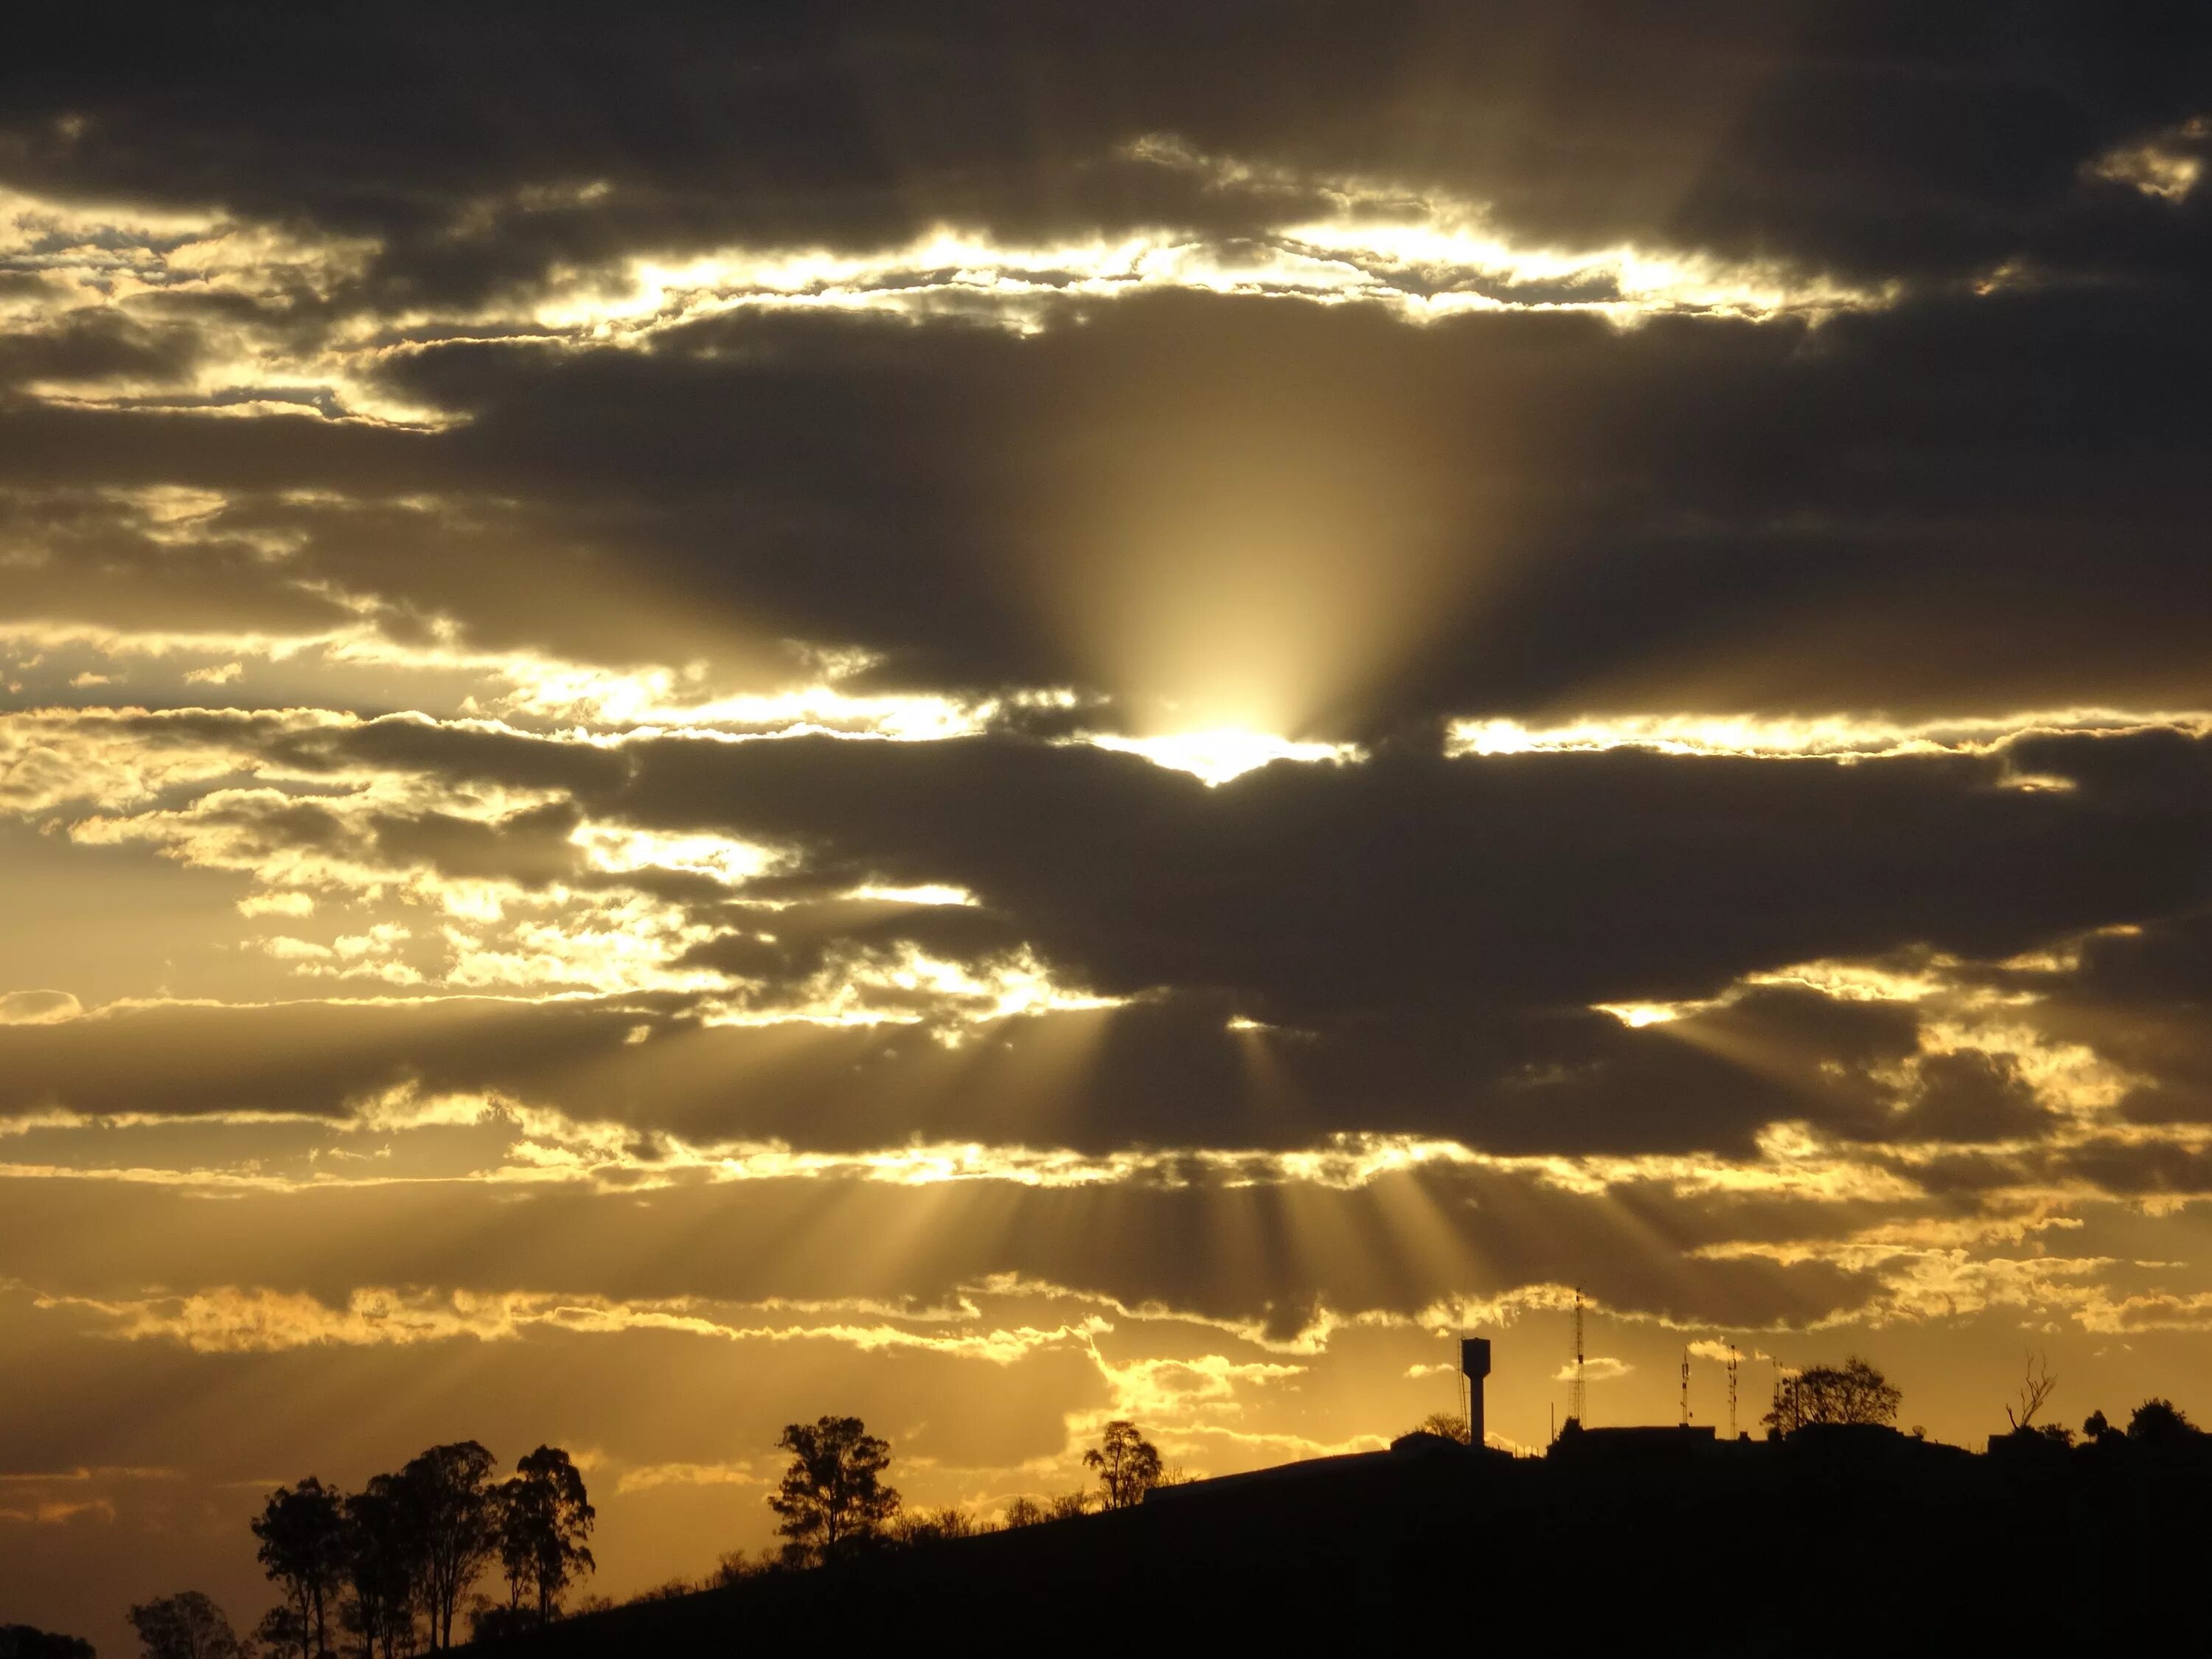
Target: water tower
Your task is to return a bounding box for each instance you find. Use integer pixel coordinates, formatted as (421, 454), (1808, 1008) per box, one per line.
(1460, 1336), (1491, 1448)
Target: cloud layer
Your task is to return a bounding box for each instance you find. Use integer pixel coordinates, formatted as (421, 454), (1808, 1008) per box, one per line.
(6, 7), (2212, 1649)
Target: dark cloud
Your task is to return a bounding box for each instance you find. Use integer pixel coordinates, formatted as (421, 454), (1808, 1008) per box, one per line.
(602, 728), (2212, 1015)
(6, 4), (2205, 291)
(2044, 1135), (2212, 1199)
(0, 974), (2063, 1164)
(0, 12), (2203, 736)
(1888, 1048), (2054, 1144)
(0, 985), (1881, 1158)
(317, 717), (630, 798)
(119, 711), (2212, 1053)
(368, 801), (584, 887)
(8, 273), (2211, 731)
(18, 715), (2212, 1166)
(2000, 904), (2212, 1126)
(0, 308), (202, 391)
(0, 490), (359, 641)
(675, 901), (1025, 987)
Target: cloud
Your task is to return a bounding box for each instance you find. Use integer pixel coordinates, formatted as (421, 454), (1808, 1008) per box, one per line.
(1554, 1357), (1634, 1382)
(0, 1498), (114, 1526)
(598, 724), (2212, 1020)
(9, 5), (2205, 291)
(0, 989), (78, 1024)
(615, 1461), (760, 1495)
(10, 15), (2212, 1641)
(36, 1282), (1109, 1363)
(2086, 116), (2209, 202)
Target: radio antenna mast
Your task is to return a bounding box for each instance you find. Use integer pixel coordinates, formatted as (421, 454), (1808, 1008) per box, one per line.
(1568, 1287), (1587, 1426)
(1728, 1343), (1740, 1440)
(1680, 1347), (1691, 1427)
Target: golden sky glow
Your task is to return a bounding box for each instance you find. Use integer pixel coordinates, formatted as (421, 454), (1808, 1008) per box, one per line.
(7, 14), (2212, 1650)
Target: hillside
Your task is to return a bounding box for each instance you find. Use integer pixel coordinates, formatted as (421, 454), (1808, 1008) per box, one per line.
(475, 1430), (2206, 1651)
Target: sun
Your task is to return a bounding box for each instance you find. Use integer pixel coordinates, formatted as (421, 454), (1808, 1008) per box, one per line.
(1077, 728), (1363, 787)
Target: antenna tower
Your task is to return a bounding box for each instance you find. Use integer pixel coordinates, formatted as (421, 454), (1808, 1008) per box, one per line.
(1727, 1344), (1739, 1440)
(1679, 1348), (1691, 1426)
(1568, 1287), (1587, 1425)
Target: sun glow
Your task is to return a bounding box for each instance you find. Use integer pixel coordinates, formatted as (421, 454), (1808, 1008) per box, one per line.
(1594, 1001), (1698, 1029)
(571, 824), (781, 886)
(848, 883), (979, 906)
(1077, 728), (1363, 786)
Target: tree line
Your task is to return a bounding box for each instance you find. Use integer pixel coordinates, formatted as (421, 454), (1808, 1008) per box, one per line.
(1764, 1351), (2208, 1453)
(1400, 1352), (2210, 1453)
(1987, 1349), (2205, 1455)
(693, 1416), (1169, 1590)
(111, 1441), (594, 1659)
(97, 1418), (1169, 1658)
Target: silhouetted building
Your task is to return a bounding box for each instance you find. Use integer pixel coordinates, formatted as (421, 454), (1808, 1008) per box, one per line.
(1548, 1423), (1716, 1462)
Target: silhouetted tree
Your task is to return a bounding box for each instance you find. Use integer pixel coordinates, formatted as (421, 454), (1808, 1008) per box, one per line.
(2084, 1409), (2116, 1442)
(1046, 1491), (1091, 1521)
(1083, 1420), (1164, 1509)
(1764, 1357), (1901, 1433)
(398, 1441), (500, 1649)
(888, 1505), (976, 1545)
(495, 1444), (597, 1623)
(1000, 1496), (1048, 1528)
(768, 1416), (900, 1564)
(0, 1626), (95, 1659)
(251, 1476), (348, 1657)
(466, 1603), (538, 1644)
(341, 1473), (422, 1659)
(252, 1607), (308, 1659)
(2005, 1351), (2058, 1431)
(2126, 1397), (2198, 1444)
(1407, 1411), (1472, 1444)
(127, 1593), (243, 1659)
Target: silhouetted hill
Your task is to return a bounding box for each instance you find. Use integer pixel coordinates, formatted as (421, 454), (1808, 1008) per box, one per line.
(476, 1430), (2206, 1652)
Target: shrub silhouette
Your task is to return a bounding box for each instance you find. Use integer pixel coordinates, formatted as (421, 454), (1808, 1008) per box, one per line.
(1405, 1411), (1472, 1444)
(887, 1505), (977, 1545)
(128, 1592), (243, 1659)
(0, 1627), (95, 1659)
(2126, 1397), (2198, 1444)
(252, 1606), (308, 1658)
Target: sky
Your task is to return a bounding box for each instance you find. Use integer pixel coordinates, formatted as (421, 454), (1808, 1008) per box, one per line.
(6, 1), (2212, 1644)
